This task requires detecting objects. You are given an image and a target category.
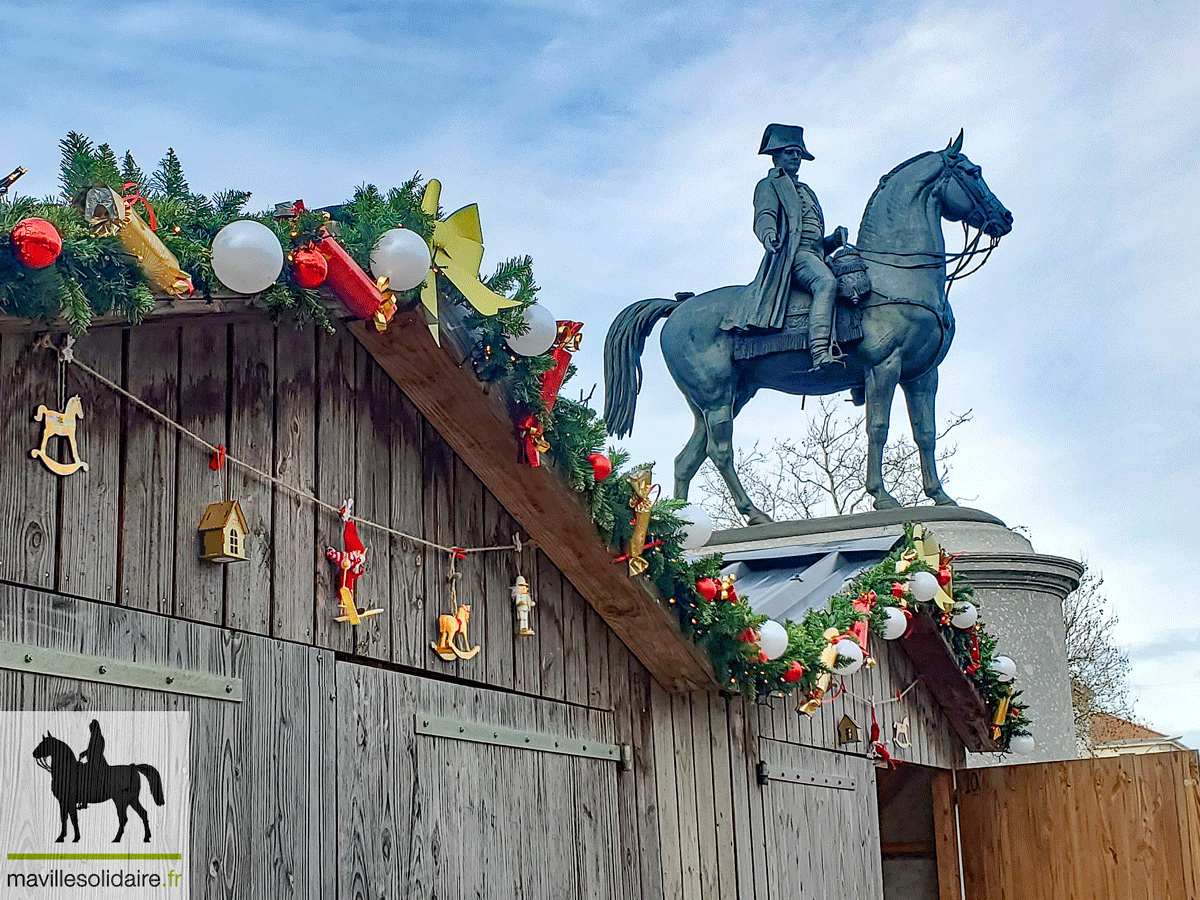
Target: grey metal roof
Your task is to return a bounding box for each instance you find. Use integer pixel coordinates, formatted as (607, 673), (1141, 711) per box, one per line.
(720, 534), (902, 622)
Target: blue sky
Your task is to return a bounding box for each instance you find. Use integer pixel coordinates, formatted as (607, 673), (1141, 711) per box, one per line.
(4, 0), (1199, 748)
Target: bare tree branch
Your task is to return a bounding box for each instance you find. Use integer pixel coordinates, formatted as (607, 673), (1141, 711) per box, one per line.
(697, 397), (971, 525)
(1062, 563), (1133, 754)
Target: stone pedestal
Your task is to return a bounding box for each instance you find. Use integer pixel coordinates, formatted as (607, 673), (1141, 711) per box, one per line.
(707, 506), (1083, 765)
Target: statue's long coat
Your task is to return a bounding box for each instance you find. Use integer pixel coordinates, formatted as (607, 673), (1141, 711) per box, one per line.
(720, 168), (826, 332)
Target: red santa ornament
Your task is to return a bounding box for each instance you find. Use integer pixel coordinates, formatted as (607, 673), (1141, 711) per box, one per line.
(326, 500), (383, 624)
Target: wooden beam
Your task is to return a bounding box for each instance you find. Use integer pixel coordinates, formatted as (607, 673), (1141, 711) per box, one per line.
(931, 770), (964, 900)
(349, 312), (718, 693)
(900, 615), (997, 752)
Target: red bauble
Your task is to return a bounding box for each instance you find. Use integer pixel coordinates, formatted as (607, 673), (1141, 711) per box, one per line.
(936, 565), (952, 586)
(783, 661), (805, 683)
(11, 218), (62, 269)
(695, 578), (720, 602)
(587, 451), (612, 482)
(291, 246), (328, 289)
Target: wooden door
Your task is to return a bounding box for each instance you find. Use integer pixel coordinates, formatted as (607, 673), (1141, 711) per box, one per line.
(758, 737), (885, 900)
(337, 662), (626, 899)
(955, 751), (1200, 900)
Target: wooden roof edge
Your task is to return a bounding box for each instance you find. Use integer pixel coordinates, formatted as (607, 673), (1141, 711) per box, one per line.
(349, 311), (719, 694)
(0, 291), (352, 335)
(899, 614), (998, 753)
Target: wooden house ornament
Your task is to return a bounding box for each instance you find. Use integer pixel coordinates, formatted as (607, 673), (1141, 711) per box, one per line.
(836, 714), (861, 746)
(198, 500), (249, 563)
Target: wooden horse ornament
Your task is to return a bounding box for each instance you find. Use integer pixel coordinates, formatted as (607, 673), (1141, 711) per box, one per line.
(431, 604), (480, 661)
(31, 394), (89, 476)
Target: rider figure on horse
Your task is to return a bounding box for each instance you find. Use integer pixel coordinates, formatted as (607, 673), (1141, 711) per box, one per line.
(76, 719), (108, 809)
(719, 124), (848, 369)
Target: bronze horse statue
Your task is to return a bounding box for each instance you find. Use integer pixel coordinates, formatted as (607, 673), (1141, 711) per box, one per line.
(603, 133), (1012, 524)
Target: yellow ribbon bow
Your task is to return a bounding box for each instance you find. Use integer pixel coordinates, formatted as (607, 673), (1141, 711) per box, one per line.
(419, 178), (522, 343)
(818, 626), (843, 669)
(897, 525), (956, 612)
(797, 671), (833, 717)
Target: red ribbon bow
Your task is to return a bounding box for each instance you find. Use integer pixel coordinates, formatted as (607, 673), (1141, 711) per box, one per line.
(209, 444), (226, 471)
(122, 182), (158, 232)
(870, 707), (895, 768)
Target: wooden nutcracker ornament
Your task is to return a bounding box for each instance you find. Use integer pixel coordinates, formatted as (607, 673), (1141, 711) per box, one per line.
(511, 576), (536, 636)
(30, 394), (89, 476)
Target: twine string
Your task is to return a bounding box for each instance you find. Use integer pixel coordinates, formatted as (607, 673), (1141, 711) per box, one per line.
(60, 344), (527, 558)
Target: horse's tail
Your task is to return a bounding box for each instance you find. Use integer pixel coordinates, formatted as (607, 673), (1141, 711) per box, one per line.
(136, 764), (165, 806)
(603, 298), (683, 437)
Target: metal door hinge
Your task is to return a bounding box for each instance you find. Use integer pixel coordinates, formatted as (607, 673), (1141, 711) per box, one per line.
(415, 713), (627, 766)
(757, 760), (856, 791)
(0, 640), (243, 702)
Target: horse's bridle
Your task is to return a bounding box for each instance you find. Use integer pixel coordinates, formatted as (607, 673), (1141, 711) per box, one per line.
(856, 150), (1003, 295)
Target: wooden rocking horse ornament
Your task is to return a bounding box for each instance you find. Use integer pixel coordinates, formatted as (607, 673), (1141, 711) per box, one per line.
(31, 394), (89, 476)
(431, 551), (481, 661)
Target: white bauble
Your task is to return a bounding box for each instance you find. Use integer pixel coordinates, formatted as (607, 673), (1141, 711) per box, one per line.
(833, 638), (864, 675)
(370, 227), (430, 291)
(505, 303), (558, 356)
(950, 601), (979, 630)
(211, 220), (284, 294)
(909, 571), (940, 603)
(992, 655), (1017, 683)
(879, 607), (908, 641)
(678, 504), (713, 551)
(757, 620), (789, 661)
(1009, 733), (1035, 755)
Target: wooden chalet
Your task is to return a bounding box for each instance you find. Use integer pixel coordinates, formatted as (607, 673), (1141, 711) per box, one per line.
(0, 296), (1197, 900)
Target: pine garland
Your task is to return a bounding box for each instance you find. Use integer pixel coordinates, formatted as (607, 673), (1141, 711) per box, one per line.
(0, 134), (440, 334)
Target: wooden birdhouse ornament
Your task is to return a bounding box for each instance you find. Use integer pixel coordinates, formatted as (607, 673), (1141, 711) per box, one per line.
(198, 500), (249, 563)
(836, 714), (861, 746)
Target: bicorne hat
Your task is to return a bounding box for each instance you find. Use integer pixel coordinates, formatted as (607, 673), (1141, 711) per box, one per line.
(759, 124), (815, 160)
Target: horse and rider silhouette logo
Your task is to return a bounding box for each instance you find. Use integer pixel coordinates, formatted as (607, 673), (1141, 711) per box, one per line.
(31, 719), (165, 844)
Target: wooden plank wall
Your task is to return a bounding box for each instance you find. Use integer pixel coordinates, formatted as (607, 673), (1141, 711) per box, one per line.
(957, 751), (1200, 900)
(0, 583), (337, 898)
(0, 323), (624, 705)
(336, 660), (628, 898)
(0, 322), (977, 900)
(648, 636), (965, 900)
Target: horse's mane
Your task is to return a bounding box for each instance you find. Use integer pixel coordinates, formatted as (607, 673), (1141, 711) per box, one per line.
(859, 149), (942, 233)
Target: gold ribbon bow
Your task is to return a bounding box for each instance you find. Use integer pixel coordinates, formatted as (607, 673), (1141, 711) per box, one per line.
(373, 276), (398, 332)
(990, 689), (1012, 740)
(419, 178), (522, 343)
(556, 320), (584, 352)
(797, 671), (833, 717)
(626, 466), (657, 576)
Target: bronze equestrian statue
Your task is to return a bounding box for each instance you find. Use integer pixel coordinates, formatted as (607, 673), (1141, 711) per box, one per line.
(603, 129), (1012, 524)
